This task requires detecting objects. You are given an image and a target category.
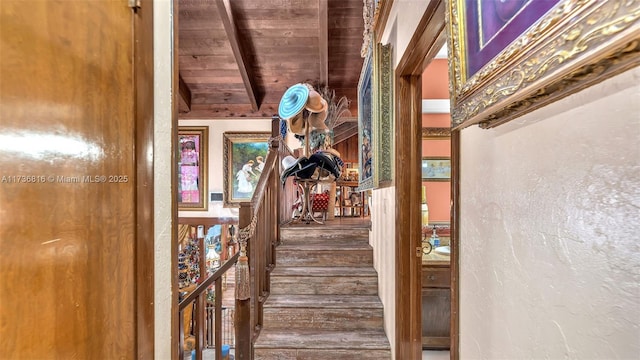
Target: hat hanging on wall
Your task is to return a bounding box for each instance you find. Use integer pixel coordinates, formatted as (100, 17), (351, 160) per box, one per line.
(308, 108), (328, 130)
(288, 111), (307, 135)
(305, 90), (328, 113)
(278, 83), (310, 120)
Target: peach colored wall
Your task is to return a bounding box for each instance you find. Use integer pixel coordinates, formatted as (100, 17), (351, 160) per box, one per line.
(421, 59), (450, 99)
(422, 137), (450, 222)
(422, 59), (451, 223)
(422, 113), (450, 127)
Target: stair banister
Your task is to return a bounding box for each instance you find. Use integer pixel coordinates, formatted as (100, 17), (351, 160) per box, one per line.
(235, 117), (296, 359)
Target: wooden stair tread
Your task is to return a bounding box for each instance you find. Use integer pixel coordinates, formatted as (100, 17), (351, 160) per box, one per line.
(281, 237), (369, 245)
(271, 266), (377, 277)
(281, 221), (371, 230)
(254, 329), (390, 350)
(265, 294), (383, 308)
(278, 242), (371, 251)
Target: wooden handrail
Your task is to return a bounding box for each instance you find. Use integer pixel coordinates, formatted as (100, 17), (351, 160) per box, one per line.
(178, 252), (240, 311)
(177, 221), (239, 360)
(233, 117), (297, 360)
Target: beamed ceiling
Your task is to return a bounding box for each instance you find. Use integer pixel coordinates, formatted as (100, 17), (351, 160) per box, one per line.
(177, 0), (366, 134)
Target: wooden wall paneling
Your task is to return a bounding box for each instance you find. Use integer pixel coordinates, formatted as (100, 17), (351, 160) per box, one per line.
(333, 134), (358, 164)
(216, 0), (262, 110)
(318, 0), (328, 84)
(135, 0), (156, 358)
(0, 1), (141, 357)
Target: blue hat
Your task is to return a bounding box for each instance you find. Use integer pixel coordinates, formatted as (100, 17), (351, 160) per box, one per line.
(278, 83), (310, 120)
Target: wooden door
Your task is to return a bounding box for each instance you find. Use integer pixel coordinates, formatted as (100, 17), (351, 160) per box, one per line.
(0, 1), (154, 358)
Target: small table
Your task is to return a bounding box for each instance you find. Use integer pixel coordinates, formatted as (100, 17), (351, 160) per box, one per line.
(293, 178), (328, 224)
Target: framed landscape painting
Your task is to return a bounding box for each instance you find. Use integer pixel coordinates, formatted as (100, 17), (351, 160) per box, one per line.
(178, 127), (208, 211)
(422, 157), (451, 181)
(447, 0), (640, 129)
(223, 132), (270, 207)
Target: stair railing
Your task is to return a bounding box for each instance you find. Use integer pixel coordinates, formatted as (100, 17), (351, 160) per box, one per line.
(235, 117), (296, 359)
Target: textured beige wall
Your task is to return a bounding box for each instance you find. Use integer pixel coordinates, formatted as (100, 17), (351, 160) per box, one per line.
(153, 0), (173, 358)
(459, 67), (640, 359)
(370, 187), (396, 353)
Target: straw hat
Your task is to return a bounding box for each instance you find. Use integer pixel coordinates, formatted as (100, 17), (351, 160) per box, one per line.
(278, 83), (309, 120)
(305, 90), (328, 113)
(288, 111), (307, 135)
(308, 108), (328, 130)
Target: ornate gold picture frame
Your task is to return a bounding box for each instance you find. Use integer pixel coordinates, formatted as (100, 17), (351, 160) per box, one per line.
(447, 0), (640, 130)
(178, 126), (208, 211)
(222, 132), (270, 208)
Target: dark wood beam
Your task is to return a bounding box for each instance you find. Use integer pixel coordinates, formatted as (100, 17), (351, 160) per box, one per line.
(178, 103), (280, 119)
(318, 0), (328, 85)
(216, 0), (261, 111)
(178, 74), (192, 112)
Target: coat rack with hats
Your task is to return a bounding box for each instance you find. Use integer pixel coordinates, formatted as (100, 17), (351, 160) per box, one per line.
(278, 83), (346, 223)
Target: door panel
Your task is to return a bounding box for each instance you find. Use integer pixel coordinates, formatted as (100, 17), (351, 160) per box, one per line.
(0, 1), (136, 358)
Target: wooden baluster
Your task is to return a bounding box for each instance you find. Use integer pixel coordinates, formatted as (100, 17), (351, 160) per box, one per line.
(178, 308), (185, 360)
(235, 203), (252, 360)
(215, 280), (223, 360)
(194, 232), (206, 359)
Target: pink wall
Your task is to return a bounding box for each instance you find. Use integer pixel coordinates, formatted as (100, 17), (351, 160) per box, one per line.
(422, 59), (451, 223)
(421, 59), (450, 99)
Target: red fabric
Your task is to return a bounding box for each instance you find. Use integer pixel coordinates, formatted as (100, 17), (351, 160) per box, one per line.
(311, 193), (329, 212)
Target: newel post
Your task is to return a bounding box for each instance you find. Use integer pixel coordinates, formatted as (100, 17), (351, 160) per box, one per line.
(235, 203), (253, 359)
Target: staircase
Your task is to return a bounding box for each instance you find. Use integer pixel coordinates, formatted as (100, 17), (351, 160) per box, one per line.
(253, 221), (392, 359)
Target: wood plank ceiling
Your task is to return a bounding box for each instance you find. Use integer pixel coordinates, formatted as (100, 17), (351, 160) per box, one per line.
(177, 0), (365, 128)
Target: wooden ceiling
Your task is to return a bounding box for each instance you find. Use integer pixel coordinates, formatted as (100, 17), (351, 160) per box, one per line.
(177, 0), (365, 122)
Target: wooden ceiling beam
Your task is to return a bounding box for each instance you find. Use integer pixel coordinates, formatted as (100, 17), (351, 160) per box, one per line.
(216, 0), (261, 111)
(318, 0), (328, 85)
(178, 74), (192, 112)
(179, 103), (280, 119)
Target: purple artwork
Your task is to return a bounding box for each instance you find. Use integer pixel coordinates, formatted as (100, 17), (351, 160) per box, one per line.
(465, 0), (560, 78)
(179, 134), (201, 204)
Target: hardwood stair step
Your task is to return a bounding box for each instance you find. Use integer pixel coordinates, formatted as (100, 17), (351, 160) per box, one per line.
(262, 294), (383, 330)
(254, 329), (391, 360)
(280, 238), (370, 247)
(270, 266), (379, 295)
(280, 226), (369, 244)
(265, 294), (383, 308)
(277, 246), (373, 267)
(278, 241), (371, 250)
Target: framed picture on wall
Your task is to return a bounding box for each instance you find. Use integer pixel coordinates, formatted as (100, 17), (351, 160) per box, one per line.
(358, 52), (375, 191)
(374, 42), (394, 187)
(223, 132), (270, 207)
(447, 0), (640, 130)
(178, 127), (208, 211)
(422, 157), (451, 181)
